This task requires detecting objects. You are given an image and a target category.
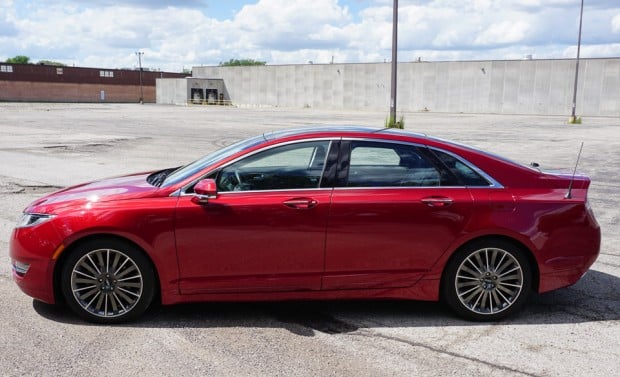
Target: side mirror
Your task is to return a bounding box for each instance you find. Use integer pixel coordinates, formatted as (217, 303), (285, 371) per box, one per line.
(192, 178), (218, 204)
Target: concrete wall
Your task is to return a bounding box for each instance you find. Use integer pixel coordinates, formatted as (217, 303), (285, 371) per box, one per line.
(193, 58), (620, 116)
(156, 78), (227, 105)
(156, 78), (188, 105)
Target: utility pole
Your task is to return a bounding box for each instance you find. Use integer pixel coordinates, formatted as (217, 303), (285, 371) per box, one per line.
(389, 0), (398, 122)
(569, 0), (584, 123)
(136, 51), (144, 104)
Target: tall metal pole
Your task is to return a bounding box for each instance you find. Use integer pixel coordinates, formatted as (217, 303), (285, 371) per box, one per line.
(570, 0), (584, 122)
(136, 51), (144, 104)
(389, 0), (398, 121)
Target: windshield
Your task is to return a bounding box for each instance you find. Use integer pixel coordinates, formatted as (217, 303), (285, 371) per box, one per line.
(161, 134), (267, 187)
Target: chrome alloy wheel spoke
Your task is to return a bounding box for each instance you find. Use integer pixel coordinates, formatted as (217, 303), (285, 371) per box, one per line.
(71, 248), (143, 318)
(455, 247), (523, 315)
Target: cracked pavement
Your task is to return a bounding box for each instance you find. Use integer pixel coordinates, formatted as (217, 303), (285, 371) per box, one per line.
(0, 103), (618, 376)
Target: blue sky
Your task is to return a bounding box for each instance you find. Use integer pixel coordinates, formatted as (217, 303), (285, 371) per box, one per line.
(1, 0), (619, 72)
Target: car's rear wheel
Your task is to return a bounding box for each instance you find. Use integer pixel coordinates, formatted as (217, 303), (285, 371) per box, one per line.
(443, 239), (532, 321)
(60, 238), (155, 323)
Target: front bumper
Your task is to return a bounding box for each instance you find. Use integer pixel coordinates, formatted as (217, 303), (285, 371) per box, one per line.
(9, 224), (63, 305)
(10, 257), (57, 304)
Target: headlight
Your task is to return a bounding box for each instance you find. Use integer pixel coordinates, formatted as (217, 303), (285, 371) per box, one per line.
(16, 213), (55, 228)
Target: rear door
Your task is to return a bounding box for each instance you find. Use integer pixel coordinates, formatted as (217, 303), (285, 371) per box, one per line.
(323, 140), (475, 290)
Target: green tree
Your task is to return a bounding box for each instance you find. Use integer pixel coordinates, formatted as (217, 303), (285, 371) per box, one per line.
(6, 55), (30, 64)
(37, 60), (66, 66)
(219, 59), (266, 66)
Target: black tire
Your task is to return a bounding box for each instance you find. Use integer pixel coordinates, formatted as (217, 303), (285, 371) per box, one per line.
(60, 238), (155, 324)
(442, 239), (532, 321)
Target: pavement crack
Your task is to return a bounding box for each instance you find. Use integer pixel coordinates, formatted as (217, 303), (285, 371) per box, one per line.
(0, 182), (63, 194)
(352, 329), (540, 377)
(272, 310), (359, 336)
(276, 310), (541, 376)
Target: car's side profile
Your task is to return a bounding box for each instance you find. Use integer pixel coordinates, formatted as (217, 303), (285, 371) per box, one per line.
(10, 127), (600, 323)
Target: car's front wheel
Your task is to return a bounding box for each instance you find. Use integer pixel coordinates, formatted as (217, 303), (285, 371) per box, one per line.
(443, 239), (532, 321)
(60, 238), (155, 323)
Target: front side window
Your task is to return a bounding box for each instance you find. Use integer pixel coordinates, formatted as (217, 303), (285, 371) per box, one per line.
(345, 141), (458, 187)
(217, 141), (331, 192)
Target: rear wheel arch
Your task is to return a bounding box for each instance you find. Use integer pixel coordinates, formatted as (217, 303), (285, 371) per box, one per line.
(440, 235), (539, 320)
(442, 235), (540, 293)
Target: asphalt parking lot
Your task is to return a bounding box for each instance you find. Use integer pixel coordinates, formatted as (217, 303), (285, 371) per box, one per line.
(0, 103), (618, 376)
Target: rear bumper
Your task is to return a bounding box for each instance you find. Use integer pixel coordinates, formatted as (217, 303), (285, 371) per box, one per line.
(538, 264), (593, 293)
(537, 201), (600, 293)
(538, 232), (600, 293)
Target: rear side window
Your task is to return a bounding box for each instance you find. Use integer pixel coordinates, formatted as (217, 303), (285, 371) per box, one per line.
(351, 146), (400, 165)
(345, 141), (455, 187)
(431, 149), (490, 186)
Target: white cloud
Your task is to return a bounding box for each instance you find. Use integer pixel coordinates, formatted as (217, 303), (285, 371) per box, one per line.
(0, 0), (18, 39)
(563, 43), (620, 58)
(1, 0), (619, 70)
(231, 0), (350, 51)
(474, 21), (531, 46)
(613, 13), (620, 33)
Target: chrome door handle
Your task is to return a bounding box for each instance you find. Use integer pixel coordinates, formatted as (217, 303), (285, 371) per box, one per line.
(283, 198), (318, 209)
(421, 197), (453, 207)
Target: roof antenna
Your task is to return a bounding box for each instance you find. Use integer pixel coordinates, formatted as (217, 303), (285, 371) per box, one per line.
(565, 142), (584, 199)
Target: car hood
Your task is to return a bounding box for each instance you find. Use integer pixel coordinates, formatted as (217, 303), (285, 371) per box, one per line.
(26, 173), (158, 213)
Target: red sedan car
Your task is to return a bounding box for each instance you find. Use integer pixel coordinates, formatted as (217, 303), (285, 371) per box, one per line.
(10, 127), (600, 323)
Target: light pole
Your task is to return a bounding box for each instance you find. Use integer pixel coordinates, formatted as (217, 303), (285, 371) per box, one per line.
(569, 0), (584, 123)
(389, 0), (398, 123)
(135, 51), (144, 104)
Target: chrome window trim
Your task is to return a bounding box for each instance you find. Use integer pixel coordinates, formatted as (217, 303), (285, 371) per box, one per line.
(333, 186), (461, 191)
(340, 137), (503, 189)
(175, 138), (335, 196)
(426, 146), (504, 188)
(170, 136), (504, 196)
(180, 187), (333, 197)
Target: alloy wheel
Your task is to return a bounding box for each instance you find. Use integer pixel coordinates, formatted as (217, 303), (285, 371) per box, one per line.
(454, 247), (524, 316)
(70, 248), (144, 318)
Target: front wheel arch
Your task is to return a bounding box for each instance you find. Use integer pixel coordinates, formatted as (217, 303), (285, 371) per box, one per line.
(53, 234), (161, 314)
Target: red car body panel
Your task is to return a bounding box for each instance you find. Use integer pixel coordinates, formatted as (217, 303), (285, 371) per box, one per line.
(323, 187), (474, 290)
(9, 128), (601, 308)
(174, 189), (332, 294)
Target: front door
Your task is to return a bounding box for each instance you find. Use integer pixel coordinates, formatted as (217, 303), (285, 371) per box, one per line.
(174, 140), (334, 294)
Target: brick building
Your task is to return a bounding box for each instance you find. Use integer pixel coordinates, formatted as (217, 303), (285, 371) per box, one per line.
(0, 63), (186, 103)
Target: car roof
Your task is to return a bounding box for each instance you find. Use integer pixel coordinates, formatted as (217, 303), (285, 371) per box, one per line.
(262, 126), (428, 141)
(257, 126), (543, 188)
